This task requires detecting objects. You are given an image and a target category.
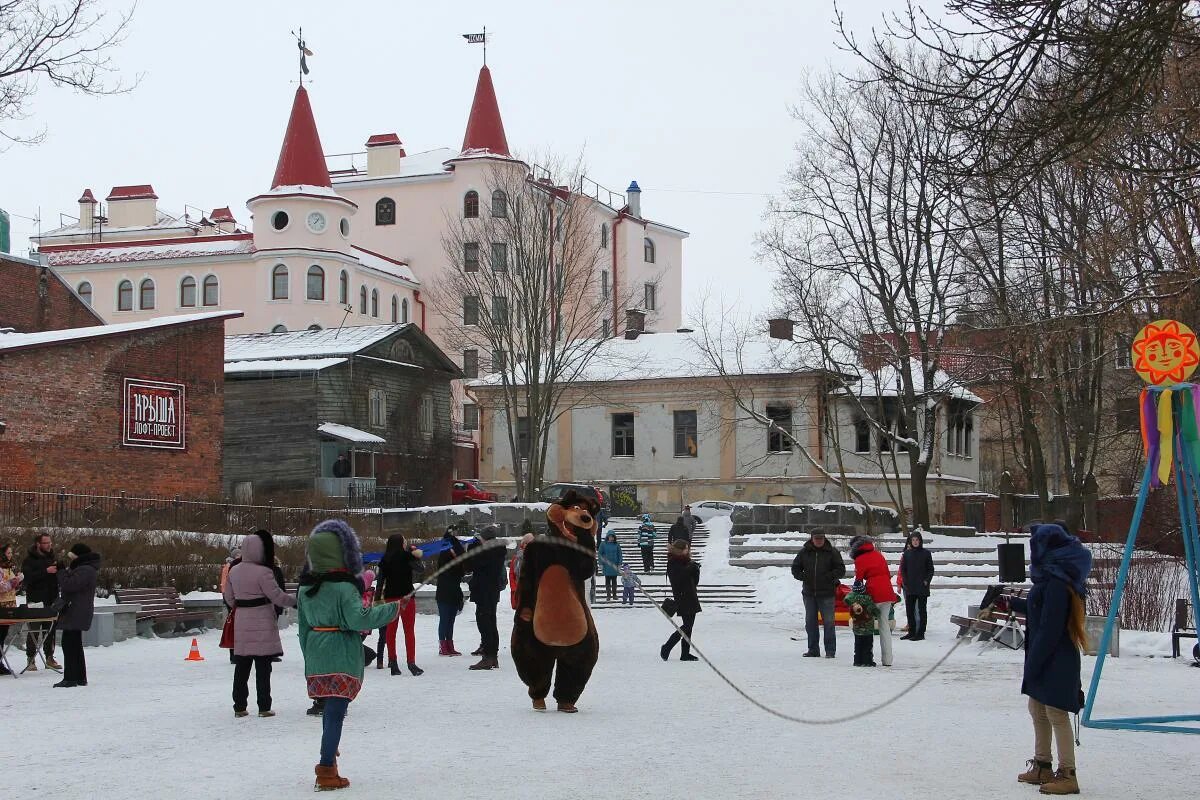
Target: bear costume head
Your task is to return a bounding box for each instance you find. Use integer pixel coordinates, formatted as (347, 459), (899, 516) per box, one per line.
(545, 490), (599, 543)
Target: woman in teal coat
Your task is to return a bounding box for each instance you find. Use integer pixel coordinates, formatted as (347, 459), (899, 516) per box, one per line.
(298, 519), (399, 791)
(598, 532), (624, 601)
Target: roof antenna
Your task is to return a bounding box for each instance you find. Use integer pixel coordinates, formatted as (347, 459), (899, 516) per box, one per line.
(333, 302), (352, 339)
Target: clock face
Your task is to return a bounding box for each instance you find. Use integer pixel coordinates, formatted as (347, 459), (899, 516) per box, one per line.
(307, 211), (327, 232)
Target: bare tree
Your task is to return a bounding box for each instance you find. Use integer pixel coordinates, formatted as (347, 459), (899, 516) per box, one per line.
(430, 156), (634, 501)
(0, 0), (135, 143)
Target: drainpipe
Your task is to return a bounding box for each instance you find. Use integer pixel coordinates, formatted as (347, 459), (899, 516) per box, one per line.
(611, 212), (624, 332)
(413, 289), (427, 330)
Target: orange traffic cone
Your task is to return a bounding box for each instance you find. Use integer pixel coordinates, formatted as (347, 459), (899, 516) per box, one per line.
(184, 638), (205, 662)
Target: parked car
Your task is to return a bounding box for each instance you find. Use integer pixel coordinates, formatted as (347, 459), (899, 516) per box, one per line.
(540, 482), (608, 510)
(452, 479), (498, 504)
(690, 500), (736, 522)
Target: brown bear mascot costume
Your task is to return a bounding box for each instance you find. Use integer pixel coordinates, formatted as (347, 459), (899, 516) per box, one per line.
(511, 490), (600, 713)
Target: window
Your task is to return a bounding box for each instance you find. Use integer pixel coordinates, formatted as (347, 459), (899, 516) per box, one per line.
(612, 413), (635, 457)
(491, 242), (508, 272)
(766, 403), (792, 453)
(179, 276), (196, 307)
(371, 289), (379, 318)
(375, 197), (395, 226)
(854, 418), (872, 454)
(491, 295), (508, 325)
(271, 324), (287, 333)
(369, 388), (387, 428)
(644, 282), (657, 311)
(601, 270), (609, 299)
(947, 401), (974, 457)
(463, 190), (479, 218)
(271, 210), (289, 230)
(491, 349), (506, 373)
(491, 190), (508, 218)
(600, 223), (609, 249)
(139, 278), (155, 310)
(339, 218), (350, 237)
(203, 275), (219, 306)
(77, 281), (92, 306)
(1114, 334), (1133, 369)
(307, 324), (322, 331)
(516, 416), (531, 459)
(401, 298), (409, 323)
(360, 285), (368, 314)
(419, 394), (434, 434)
(307, 265), (325, 300)
(463, 403), (479, 431)
(339, 270), (349, 304)
(117, 280), (133, 311)
(673, 410), (698, 457)
(464, 295), (480, 325)
(463, 349), (479, 379)
(271, 265), (288, 299)
(644, 237), (655, 263)
(391, 295), (398, 323)
(464, 242), (480, 272)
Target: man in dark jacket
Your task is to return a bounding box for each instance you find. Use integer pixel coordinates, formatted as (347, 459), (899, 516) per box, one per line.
(898, 533), (935, 640)
(467, 526), (507, 670)
(21, 533), (62, 671)
(661, 540), (702, 662)
(790, 529), (846, 658)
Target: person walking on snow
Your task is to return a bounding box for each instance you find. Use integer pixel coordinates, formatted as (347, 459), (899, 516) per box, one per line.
(637, 515), (657, 573)
(378, 533), (425, 676)
(897, 532), (934, 641)
(298, 519), (400, 791)
(1000, 523), (1092, 796)
(790, 528), (845, 658)
(682, 505), (698, 539)
(599, 532), (624, 601)
(668, 516), (690, 545)
(660, 540), (701, 662)
(437, 528), (467, 657)
(55, 543), (101, 688)
(466, 526), (507, 670)
(849, 535), (898, 667)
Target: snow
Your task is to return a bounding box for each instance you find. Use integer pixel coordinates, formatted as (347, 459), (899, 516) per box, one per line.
(224, 357), (347, 374)
(330, 147), (460, 183)
(317, 422), (386, 445)
(351, 246), (418, 284)
(839, 360), (982, 403)
(258, 183), (350, 201)
(0, 311), (240, 352)
(224, 324), (408, 361)
(42, 236), (255, 266)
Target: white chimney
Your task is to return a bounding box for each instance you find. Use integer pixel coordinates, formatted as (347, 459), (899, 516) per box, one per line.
(78, 189), (97, 229)
(626, 180), (642, 218)
(366, 133), (406, 177)
(105, 184), (159, 228)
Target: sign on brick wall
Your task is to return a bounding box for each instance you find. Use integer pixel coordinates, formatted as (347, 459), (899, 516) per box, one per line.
(122, 378), (186, 449)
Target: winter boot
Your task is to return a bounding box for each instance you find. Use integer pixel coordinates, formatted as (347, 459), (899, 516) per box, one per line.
(45, 656), (62, 671)
(1039, 769), (1079, 795)
(438, 640), (452, 656)
(24, 657), (37, 673)
(388, 659), (402, 676)
(469, 656), (498, 670)
(407, 662), (424, 676)
(557, 702), (579, 713)
(532, 698), (547, 711)
(314, 764), (350, 791)
(375, 652), (384, 670)
(447, 640), (462, 656)
(471, 645), (484, 656)
(306, 700), (325, 717)
(1018, 760), (1054, 785)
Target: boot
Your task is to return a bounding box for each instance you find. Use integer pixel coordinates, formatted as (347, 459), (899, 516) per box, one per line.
(532, 698), (547, 712)
(306, 700), (325, 717)
(557, 702), (579, 713)
(25, 657), (37, 673)
(469, 656), (498, 670)
(438, 640), (452, 656)
(471, 644), (483, 656)
(45, 656), (62, 671)
(314, 764), (350, 791)
(388, 659), (402, 676)
(1018, 760), (1054, 785)
(900, 633), (914, 640)
(447, 640), (462, 656)
(407, 662), (424, 676)
(375, 652), (384, 670)
(1039, 768), (1079, 795)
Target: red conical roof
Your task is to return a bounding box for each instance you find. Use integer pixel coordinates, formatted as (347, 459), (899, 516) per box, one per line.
(461, 65), (510, 156)
(271, 86), (332, 189)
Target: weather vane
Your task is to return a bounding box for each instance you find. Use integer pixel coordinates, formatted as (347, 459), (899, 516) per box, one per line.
(291, 28), (313, 84)
(462, 26), (487, 66)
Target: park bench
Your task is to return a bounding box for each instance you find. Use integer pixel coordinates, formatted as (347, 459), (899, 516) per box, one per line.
(1171, 598), (1196, 659)
(114, 587), (210, 636)
(950, 585), (1029, 650)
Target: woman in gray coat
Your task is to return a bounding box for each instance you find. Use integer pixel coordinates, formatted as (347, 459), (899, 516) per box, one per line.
(56, 543), (101, 688)
(222, 530), (296, 717)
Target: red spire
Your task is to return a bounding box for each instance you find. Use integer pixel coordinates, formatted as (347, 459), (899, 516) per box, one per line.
(461, 65), (510, 156)
(271, 86), (332, 189)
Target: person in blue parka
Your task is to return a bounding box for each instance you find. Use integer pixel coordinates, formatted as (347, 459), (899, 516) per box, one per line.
(598, 532), (624, 601)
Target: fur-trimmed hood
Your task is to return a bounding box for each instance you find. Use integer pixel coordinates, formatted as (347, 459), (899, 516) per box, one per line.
(303, 518), (365, 578)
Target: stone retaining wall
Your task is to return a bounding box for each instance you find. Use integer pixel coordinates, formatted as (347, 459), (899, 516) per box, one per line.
(382, 503), (549, 540)
(730, 503), (899, 537)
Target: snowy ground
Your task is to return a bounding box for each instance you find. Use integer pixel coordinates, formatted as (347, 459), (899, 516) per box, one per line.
(2, 601), (1197, 799)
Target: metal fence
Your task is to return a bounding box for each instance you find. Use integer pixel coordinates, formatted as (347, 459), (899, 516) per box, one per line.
(346, 483), (423, 510)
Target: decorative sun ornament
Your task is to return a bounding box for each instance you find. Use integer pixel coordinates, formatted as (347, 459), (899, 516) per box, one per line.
(1131, 319), (1200, 385)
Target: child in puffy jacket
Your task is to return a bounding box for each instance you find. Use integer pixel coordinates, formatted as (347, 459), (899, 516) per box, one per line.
(620, 563), (636, 606)
(845, 580), (879, 667)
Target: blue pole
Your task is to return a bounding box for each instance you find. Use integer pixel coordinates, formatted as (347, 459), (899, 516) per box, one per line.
(1177, 395), (1200, 652)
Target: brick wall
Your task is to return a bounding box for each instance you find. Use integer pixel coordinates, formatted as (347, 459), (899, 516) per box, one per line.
(0, 319), (225, 495)
(0, 256), (103, 332)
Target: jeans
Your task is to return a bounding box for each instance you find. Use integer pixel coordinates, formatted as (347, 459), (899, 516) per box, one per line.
(904, 592), (928, 637)
(232, 655), (273, 712)
(437, 601), (459, 641)
(1029, 697), (1075, 769)
(663, 612), (696, 658)
(61, 630), (86, 683)
(876, 602), (894, 666)
(621, 585), (635, 605)
(475, 602), (499, 657)
(319, 697), (350, 766)
(803, 594), (837, 655)
(385, 597), (417, 663)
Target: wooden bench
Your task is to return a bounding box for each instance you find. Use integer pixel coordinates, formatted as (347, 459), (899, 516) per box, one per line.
(950, 585), (1029, 650)
(1172, 598), (1196, 659)
(114, 587), (211, 636)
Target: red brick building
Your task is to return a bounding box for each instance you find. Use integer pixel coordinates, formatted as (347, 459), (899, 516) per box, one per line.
(0, 311), (240, 496)
(0, 253), (104, 333)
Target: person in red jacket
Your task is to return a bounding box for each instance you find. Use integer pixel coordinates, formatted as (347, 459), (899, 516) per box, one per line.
(849, 535), (899, 666)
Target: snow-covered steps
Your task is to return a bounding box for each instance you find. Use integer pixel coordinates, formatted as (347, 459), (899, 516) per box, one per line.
(591, 583), (757, 609)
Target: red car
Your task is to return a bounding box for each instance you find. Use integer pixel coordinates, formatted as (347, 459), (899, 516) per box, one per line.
(451, 479), (498, 504)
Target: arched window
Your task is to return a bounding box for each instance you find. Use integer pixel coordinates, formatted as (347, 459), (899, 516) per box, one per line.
(77, 281), (92, 306)
(117, 280), (133, 311)
(307, 324), (323, 331)
(401, 298), (410, 324)
(339, 270), (349, 304)
(391, 294), (398, 323)
(271, 324), (288, 334)
(307, 265), (325, 300)
(463, 190), (479, 219)
(600, 223), (609, 249)
(643, 237), (655, 263)
(360, 285), (368, 314)
(371, 288), (379, 318)
(139, 278), (155, 310)
(491, 190), (508, 218)
(375, 197), (396, 226)
(202, 275), (219, 306)
(180, 276), (196, 307)
(271, 264), (289, 299)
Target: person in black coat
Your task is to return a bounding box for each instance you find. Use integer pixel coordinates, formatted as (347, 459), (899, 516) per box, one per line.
(378, 533), (424, 676)
(55, 543), (100, 688)
(898, 533), (935, 641)
(435, 528), (467, 656)
(790, 529), (846, 657)
(660, 540), (701, 662)
(466, 526), (507, 670)
(667, 517), (690, 545)
(21, 532), (62, 671)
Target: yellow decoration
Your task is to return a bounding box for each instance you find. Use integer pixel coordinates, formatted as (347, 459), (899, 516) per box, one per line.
(1131, 319), (1200, 385)
(1157, 390), (1174, 485)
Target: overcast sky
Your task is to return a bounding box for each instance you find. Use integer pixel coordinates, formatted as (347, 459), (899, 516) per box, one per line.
(2, 0), (899, 319)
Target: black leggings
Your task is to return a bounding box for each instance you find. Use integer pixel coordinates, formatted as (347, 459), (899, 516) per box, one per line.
(61, 630), (86, 683)
(232, 655), (274, 712)
(604, 575), (617, 599)
(663, 612), (696, 658)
